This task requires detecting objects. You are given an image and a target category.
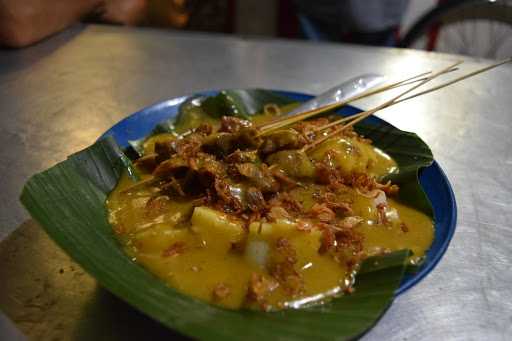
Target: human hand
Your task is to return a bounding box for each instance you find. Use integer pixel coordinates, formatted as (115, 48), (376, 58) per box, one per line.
(96, 0), (147, 25)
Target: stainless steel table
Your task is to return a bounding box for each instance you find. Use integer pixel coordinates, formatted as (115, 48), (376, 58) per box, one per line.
(1, 24), (511, 340)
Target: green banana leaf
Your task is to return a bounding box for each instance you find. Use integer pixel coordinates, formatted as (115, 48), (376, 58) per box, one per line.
(200, 89), (295, 119)
(354, 124), (434, 217)
(21, 137), (410, 340)
(19, 89), (433, 340)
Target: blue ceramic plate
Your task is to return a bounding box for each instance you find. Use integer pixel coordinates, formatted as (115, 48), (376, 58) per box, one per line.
(101, 90), (457, 295)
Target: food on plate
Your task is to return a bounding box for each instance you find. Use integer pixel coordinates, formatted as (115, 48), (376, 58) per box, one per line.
(107, 99), (434, 311)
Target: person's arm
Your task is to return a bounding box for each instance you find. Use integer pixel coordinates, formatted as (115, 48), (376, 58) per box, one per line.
(0, 0), (147, 48)
(0, 0), (102, 48)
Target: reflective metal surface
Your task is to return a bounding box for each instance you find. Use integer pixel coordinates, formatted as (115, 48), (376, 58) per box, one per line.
(0, 221), (181, 340)
(1, 24), (511, 340)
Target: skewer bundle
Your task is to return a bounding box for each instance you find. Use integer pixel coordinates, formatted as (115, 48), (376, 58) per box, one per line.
(257, 57), (512, 153)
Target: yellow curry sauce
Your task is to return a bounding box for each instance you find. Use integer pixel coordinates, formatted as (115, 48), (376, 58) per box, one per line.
(107, 109), (434, 310)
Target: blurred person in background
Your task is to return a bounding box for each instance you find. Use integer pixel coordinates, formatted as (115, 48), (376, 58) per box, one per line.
(0, 0), (230, 48)
(293, 0), (409, 46)
(0, 0), (407, 48)
(0, 0), (147, 47)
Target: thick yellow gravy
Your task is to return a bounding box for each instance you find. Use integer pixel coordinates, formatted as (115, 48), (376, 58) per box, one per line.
(107, 123), (434, 310)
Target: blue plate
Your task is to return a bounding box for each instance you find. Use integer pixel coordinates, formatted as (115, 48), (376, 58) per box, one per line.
(101, 90), (457, 296)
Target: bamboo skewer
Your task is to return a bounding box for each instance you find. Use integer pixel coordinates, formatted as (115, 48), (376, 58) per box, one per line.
(259, 102), (347, 134)
(384, 70), (458, 89)
(302, 61), (463, 152)
(311, 112), (363, 133)
(258, 72), (429, 133)
(393, 56), (512, 105)
(257, 68), (458, 134)
(304, 57), (512, 153)
(312, 58), (511, 135)
(311, 57), (512, 139)
(357, 66), (458, 97)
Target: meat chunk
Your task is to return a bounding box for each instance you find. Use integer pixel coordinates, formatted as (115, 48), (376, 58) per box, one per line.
(214, 177), (243, 212)
(265, 150), (315, 179)
(224, 150), (259, 164)
(134, 153), (158, 173)
(202, 128), (262, 157)
(174, 133), (203, 158)
(219, 116), (252, 133)
(195, 123), (213, 136)
(293, 117), (330, 141)
(236, 163), (279, 193)
(260, 129), (307, 155)
(153, 156), (189, 179)
(154, 140), (175, 163)
(246, 187), (266, 212)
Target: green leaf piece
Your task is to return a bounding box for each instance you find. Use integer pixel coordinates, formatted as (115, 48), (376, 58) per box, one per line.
(21, 136), (410, 341)
(19, 89), (433, 340)
(355, 124), (434, 217)
(128, 119), (177, 157)
(201, 92), (248, 119)
(216, 89), (293, 116)
(69, 136), (139, 191)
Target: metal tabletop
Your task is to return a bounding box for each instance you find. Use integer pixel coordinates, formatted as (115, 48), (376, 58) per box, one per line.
(1, 24), (511, 340)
